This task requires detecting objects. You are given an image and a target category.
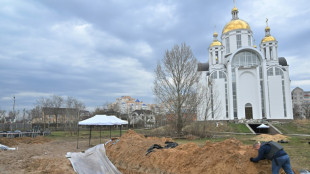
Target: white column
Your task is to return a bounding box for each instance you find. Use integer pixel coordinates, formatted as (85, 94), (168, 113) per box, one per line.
(209, 52), (212, 65)
(235, 68), (239, 119)
(256, 66), (262, 119)
(218, 49), (222, 64)
(275, 46), (278, 60)
(262, 60), (270, 118)
(212, 51), (216, 65)
(266, 47), (270, 60)
(272, 45), (277, 60)
(227, 62), (234, 119)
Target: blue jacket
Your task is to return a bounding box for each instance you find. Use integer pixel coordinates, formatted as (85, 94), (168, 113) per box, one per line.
(252, 143), (287, 162)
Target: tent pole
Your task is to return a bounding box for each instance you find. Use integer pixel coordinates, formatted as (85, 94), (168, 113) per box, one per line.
(89, 126), (92, 147)
(100, 126), (102, 144)
(76, 124), (80, 149)
(120, 125), (122, 137)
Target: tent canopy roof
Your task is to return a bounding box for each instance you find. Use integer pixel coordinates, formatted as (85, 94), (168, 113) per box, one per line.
(78, 115), (128, 126)
(257, 124), (269, 128)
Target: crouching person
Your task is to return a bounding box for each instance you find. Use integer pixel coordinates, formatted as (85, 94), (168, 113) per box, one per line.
(250, 141), (294, 174)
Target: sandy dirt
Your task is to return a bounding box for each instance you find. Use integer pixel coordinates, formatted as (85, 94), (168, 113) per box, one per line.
(251, 134), (289, 142)
(0, 136), (90, 174)
(106, 130), (299, 174)
(0, 131), (300, 174)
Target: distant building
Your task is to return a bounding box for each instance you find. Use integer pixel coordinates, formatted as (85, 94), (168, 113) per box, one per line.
(291, 87), (310, 118)
(32, 107), (90, 126)
(197, 4), (293, 120)
(130, 109), (155, 128)
(110, 96), (155, 114)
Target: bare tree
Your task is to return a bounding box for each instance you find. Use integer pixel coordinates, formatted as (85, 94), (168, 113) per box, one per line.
(154, 43), (201, 136)
(302, 103), (310, 119)
(293, 104), (303, 119)
(51, 95), (64, 129)
(0, 109), (6, 123)
(65, 96), (85, 135)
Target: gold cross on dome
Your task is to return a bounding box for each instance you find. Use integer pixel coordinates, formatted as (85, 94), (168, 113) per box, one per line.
(266, 18), (269, 27)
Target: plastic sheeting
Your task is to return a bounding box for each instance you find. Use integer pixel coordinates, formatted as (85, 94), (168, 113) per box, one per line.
(0, 144), (16, 151)
(78, 115), (128, 126)
(66, 144), (121, 174)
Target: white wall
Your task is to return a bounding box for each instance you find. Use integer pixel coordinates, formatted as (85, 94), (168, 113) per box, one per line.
(237, 69), (260, 119)
(214, 78), (226, 120)
(268, 76), (284, 119)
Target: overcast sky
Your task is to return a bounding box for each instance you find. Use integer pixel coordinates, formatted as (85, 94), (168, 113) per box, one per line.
(1, 0), (310, 112)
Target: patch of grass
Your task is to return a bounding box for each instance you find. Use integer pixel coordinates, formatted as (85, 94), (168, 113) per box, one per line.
(272, 120), (310, 134)
(227, 123), (252, 133)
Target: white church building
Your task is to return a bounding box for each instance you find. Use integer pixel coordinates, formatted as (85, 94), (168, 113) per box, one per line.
(197, 5), (293, 121)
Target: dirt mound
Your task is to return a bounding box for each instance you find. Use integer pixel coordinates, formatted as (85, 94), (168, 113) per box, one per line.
(251, 134), (289, 142)
(0, 136), (51, 146)
(106, 130), (299, 174)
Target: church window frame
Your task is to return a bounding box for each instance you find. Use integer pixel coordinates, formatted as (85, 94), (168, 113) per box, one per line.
(236, 34), (242, 49)
(248, 35), (251, 46)
(232, 50), (261, 67)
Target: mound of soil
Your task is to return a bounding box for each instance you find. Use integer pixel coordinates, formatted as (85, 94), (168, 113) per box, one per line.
(106, 130), (299, 174)
(251, 134), (289, 142)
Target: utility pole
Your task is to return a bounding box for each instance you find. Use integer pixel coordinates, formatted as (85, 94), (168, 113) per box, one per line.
(23, 108), (26, 130)
(13, 96), (15, 120)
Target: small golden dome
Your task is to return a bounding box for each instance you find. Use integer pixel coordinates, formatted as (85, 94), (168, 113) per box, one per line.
(261, 36), (276, 43)
(265, 26), (270, 31)
(232, 7), (238, 12)
(222, 19), (251, 34)
(254, 45), (257, 48)
(210, 41), (222, 47)
(213, 31), (218, 37)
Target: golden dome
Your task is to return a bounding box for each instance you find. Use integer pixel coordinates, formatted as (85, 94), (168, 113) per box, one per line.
(222, 19), (251, 34)
(265, 26), (270, 31)
(210, 40), (222, 47)
(261, 36), (276, 43)
(213, 31), (218, 37)
(232, 7), (238, 12)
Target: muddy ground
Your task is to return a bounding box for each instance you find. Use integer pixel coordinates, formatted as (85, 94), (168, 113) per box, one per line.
(0, 131), (300, 174)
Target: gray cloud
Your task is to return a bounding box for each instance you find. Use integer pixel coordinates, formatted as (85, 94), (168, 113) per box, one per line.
(1, 0), (310, 112)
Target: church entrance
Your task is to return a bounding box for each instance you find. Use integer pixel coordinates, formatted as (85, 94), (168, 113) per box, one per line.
(245, 103), (253, 119)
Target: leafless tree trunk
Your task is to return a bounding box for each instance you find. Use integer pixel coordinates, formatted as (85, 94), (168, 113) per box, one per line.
(154, 43), (201, 136)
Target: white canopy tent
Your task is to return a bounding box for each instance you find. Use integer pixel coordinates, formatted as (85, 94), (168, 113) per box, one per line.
(256, 124), (270, 134)
(77, 115), (128, 148)
(257, 124), (269, 128)
(79, 115), (128, 126)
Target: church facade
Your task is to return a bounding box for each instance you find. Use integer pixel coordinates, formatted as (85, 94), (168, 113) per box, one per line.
(197, 5), (293, 121)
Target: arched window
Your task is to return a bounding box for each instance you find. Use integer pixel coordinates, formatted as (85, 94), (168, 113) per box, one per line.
(232, 50), (261, 67)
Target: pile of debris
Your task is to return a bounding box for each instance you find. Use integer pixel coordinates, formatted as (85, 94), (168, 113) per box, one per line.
(106, 130), (299, 174)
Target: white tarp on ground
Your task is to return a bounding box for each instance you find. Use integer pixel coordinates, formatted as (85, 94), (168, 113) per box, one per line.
(66, 144), (121, 174)
(0, 144), (16, 151)
(78, 115), (128, 126)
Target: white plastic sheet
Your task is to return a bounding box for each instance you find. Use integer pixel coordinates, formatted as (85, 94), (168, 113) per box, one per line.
(66, 144), (121, 174)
